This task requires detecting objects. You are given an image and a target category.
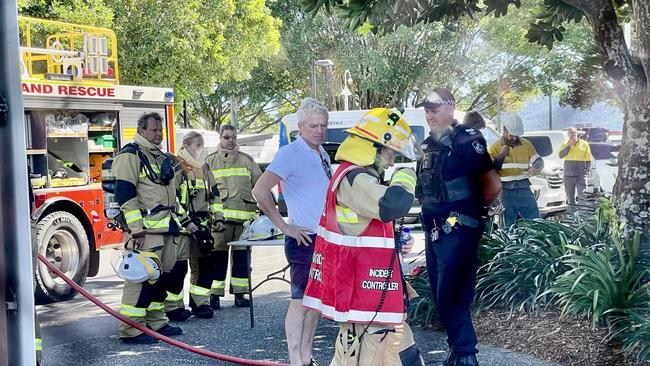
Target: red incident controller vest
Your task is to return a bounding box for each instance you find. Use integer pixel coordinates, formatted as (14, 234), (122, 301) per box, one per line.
(302, 162), (405, 325)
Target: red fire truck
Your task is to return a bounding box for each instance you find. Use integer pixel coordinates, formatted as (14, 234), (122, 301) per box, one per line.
(20, 17), (176, 302)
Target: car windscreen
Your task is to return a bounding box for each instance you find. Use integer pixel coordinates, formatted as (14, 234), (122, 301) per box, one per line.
(523, 136), (554, 157)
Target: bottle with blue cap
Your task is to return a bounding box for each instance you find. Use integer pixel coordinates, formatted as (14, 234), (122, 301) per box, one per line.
(398, 227), (411, 249)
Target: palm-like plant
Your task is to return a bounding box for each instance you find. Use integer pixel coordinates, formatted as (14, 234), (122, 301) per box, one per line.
(548, 231), (650, 328)
(475, 220), (572, 315)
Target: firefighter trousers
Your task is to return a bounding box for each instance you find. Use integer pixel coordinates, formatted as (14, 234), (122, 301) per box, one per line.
(211, 222), (249, 296)
(331, 322), (424, 366)
(118, 234), (177, 338)
(164, 235), (190, 313)
(188, 235), (214, 308)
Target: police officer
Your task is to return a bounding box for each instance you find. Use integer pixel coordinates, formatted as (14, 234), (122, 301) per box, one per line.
(415, 89), (502, 366)
(206, 124), (262, 309)
(113, 112), (183, 344)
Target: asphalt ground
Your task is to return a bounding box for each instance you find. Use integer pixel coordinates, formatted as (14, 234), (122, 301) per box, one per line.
(38, 231), (560, 366)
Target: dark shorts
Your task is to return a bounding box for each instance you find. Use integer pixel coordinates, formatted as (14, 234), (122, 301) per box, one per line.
(284, 234), (316, 299)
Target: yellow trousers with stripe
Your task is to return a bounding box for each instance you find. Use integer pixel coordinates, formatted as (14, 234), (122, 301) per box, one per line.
(119, 234), (177, 338)
(211, 222), (249, 296)
(331, 322), (424, 366)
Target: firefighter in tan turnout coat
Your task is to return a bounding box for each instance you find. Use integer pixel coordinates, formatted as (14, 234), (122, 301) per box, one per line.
(112, 112), (183, 344)
(206, 124), (263, 309)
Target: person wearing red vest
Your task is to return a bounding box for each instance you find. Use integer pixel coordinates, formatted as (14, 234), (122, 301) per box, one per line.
(303, 108), (425, 366)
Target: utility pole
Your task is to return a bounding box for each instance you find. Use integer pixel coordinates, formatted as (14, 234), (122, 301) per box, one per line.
(548, 94), (553, 130)
(310, 60), (317, 99)
(230, 94), (238, 130)
(0, 2), (37, 365)
(183, 100), (189, 128)
(496, 71), (502, 132)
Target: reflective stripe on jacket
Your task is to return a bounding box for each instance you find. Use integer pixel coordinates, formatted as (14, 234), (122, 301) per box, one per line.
(206, 149), (262, 223)
(113, 134), (178, 234)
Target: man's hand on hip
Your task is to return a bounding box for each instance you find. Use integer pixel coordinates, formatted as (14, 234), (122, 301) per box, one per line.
(283, 224), (314, 246)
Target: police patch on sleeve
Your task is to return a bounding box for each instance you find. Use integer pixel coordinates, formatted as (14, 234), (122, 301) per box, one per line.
(472, 140), (485, 154)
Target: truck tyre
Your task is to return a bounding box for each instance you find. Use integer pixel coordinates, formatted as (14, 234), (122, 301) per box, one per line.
(34, 211), (90, 303)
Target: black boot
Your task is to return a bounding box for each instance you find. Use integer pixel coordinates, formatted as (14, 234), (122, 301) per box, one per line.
(210, 294), (221, 310)
(192, 305), (214, 319)
(234, 293), (250, 307)
(166, 308), (192, 322)
(120, 333), (159, 344)
(455, 354), (478, 366)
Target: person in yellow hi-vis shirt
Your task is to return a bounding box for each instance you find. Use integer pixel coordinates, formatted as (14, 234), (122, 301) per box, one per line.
(488, 114), (544, 227)
(559, 128), (593, 208)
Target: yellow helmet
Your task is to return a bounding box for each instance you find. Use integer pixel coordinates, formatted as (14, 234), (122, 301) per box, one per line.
(336, 108), (421, 165)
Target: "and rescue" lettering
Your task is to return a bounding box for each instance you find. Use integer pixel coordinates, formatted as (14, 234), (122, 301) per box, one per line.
(22, 82), (115, 98)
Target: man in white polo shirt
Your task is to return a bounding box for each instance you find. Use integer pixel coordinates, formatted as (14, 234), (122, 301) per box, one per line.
(253, 97), (330, 366)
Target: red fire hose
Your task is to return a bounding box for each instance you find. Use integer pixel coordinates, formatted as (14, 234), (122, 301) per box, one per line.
(37, 254), (290, 366)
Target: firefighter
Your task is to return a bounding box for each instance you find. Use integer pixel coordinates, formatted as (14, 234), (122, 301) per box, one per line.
(206, 124), (263, 309)
(303, 108), (425, 366)
(488, 114), (543, 227)
(415, 89), (502, 366)
(165, 131), (225, 320)
(113, 112), (183, 344)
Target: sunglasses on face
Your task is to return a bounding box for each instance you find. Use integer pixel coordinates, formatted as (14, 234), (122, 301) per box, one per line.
(221, 135), (236, 140)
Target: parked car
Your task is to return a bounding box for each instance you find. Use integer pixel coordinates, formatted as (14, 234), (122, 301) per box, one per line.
(522, 130), (605, 216)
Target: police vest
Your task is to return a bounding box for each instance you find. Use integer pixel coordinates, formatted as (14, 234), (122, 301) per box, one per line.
(302, 161), (405, 325)
(415, 126), (477, 206)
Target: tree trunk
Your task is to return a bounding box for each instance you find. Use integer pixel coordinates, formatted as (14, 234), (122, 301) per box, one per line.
(574, 0), (650, 262)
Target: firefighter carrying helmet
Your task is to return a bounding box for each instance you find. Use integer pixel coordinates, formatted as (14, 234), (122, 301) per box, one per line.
(336, 108), (422, 166)
(113, 250), (162, 284)
(240, 215), (283, 241)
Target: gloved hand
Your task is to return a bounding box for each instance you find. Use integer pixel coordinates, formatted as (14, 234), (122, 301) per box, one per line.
(213, 220), (226, 232)
(193, 225), (215, 255)
(131, 231), (146, 249)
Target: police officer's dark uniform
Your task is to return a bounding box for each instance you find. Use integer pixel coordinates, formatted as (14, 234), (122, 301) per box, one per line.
(416, 122), (493, 366)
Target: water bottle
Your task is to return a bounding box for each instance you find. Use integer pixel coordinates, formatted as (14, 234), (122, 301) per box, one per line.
(398, 227), (411, 249)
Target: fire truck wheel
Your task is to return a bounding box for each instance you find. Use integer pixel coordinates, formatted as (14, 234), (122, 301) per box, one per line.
(34, 211), (90, 303)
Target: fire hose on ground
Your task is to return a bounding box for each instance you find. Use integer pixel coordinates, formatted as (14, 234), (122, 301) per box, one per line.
(37, 254), (290, 366)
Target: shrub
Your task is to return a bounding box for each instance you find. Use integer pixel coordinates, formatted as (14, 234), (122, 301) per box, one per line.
(474, 219), (572, 315)
(608, 309), (650, 362)
(406, 266), (437, 326)
(548, 231), (650, 328)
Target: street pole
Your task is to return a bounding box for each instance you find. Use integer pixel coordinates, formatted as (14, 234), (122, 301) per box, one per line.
(0, 2), (37, 365)
(230, 94), (238, 130)
(496, 71), (502, 132)
(310, 60), (317, 99)
(183, 99), (189, 128)
(548, 94), (553, 130)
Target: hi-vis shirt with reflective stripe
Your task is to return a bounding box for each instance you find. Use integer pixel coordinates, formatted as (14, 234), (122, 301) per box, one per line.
(488, 138), (540, 182)
(113, 134), (179, 234)
(206, 149), (263, 223)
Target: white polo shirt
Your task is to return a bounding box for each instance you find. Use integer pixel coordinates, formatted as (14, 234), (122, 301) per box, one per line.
(267, 136), (330, 233)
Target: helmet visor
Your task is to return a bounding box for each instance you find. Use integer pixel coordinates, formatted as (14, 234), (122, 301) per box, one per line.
(392, 134), (423, 161)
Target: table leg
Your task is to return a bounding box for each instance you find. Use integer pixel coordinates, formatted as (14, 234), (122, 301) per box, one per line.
(247, 246), (254, 328)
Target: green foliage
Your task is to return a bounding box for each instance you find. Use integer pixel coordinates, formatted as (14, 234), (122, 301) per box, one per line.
(18, 0), (114, 27)
(475, 220), (572, 315)
(549, 231), (650, 328)
(608, 309), (650, 362)
(405, 266), (437, 326)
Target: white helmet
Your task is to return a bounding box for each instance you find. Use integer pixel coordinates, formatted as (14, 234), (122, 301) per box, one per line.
(502, 114), (524, 136)
(113, 250), (162, 284)
(240, 215), (283, 241)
